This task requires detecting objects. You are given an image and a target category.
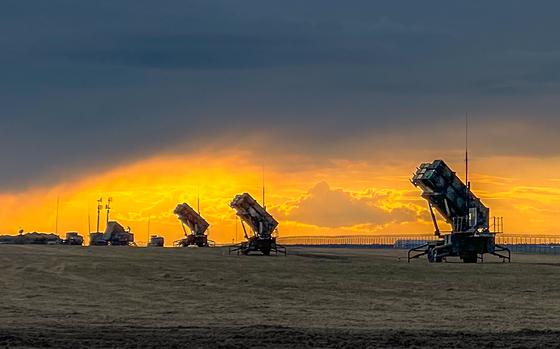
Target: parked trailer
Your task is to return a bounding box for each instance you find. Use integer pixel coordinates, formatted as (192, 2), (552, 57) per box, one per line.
(229, 193), (286, 256)
(88, 221), (135, 246)
(173, 203), (214, 247)
(409, 160), (510, 263)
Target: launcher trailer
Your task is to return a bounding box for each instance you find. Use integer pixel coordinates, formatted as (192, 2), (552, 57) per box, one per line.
(229, 193), (286, 256)
(408, 160), (510, 263)
(174, 203), (214, 247)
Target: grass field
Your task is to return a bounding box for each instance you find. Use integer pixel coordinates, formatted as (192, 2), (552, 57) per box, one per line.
(1, 246), (559, 348)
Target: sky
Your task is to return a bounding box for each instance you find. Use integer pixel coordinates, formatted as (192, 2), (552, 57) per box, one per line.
(2, 1), (560, 244)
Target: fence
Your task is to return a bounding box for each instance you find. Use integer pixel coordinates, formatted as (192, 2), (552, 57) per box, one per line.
(277, 234), (560, 255)
(278, 235), (433, 249)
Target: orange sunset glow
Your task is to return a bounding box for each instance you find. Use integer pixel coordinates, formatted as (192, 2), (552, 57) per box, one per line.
(3, 1), (560, 248)
(2, 149), (560, 244)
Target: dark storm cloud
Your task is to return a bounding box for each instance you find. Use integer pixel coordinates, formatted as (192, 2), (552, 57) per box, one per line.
(2, 0), (560, 189)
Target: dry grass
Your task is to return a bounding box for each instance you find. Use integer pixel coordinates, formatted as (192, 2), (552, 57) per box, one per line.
(0, 246), (559, 348)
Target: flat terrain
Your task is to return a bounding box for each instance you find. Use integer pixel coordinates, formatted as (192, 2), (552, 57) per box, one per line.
(0, 246), (559, 348)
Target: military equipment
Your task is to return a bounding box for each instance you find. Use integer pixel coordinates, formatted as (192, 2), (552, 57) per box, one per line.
(89, 232), (105, 246)
(229, 193), (286, 255)
(61, 232), (84, 246)
(0, 232), (61, 245)
(148, 235), (165, 247)
(89, 221), (135, 246)
(408, 160), (510, 263)
(173, 203), (214, 247)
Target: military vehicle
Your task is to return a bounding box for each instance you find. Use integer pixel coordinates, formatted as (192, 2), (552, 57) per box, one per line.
(89, 221), (135, 246)
(229, 193), (286, 255)
(148, 235), (165, 247)
(173, 203), (213, 247)
(61, 232), (84, 245)
(408, 160), (510, 263)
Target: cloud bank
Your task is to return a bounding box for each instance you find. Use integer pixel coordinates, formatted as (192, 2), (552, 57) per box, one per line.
(2, 1), (560, 189)
(278, 182), (419, 228)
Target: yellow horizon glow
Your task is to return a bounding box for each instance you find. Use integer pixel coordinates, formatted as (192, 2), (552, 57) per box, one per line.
(1, 151), (560, 244)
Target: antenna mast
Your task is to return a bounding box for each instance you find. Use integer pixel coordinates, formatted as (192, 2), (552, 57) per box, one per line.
(262, 165), (266, 210)
(55, 196), (60, 235)
(197, 187), (200, 215)
(96, 197), (102, 233)
(465, 113), (471, 226)
(465, 113), (469, 189)
(88, 201), (91, 234)
(106, 197), (112, 226)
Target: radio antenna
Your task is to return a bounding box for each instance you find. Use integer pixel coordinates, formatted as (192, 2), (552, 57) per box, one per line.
(55, 196), (60, 235)
(96, 198), (102, 233)
(465, 112), (471, 225)
(465, 112), (469, 188)
(106, 197), (113, 226)
(197, 186), (200, 215)
(87, 201), (91, 234)
(262, 165), (266, 210)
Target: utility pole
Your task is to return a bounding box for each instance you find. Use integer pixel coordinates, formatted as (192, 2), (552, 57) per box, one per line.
(96, 197), (103, 233)
(106, 197), (112, 226)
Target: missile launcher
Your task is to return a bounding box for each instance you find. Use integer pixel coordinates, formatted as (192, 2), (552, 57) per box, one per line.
(408, 160), (510, 263)
(229, 193), (285, 255)
(174, 203), (213, 247)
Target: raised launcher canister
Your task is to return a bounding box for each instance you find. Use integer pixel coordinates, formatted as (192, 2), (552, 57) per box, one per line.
(408, 160), (510, 263)
(61, 232), (84, 246)
(148, 235), (165, 247)
(173, 203), (214, 247)
(229, 193), (286, 256)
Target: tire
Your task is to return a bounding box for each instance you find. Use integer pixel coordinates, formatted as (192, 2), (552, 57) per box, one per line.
(462, 253), (478, 263)
(428, 249), (442, 263)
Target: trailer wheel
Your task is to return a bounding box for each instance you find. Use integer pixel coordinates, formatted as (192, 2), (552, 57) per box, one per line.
(428, 249), (442, 263)
(462, 253), (477, 263)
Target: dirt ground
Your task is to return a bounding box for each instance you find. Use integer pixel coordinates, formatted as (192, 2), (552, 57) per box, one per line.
(0, 246), (559, 348)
